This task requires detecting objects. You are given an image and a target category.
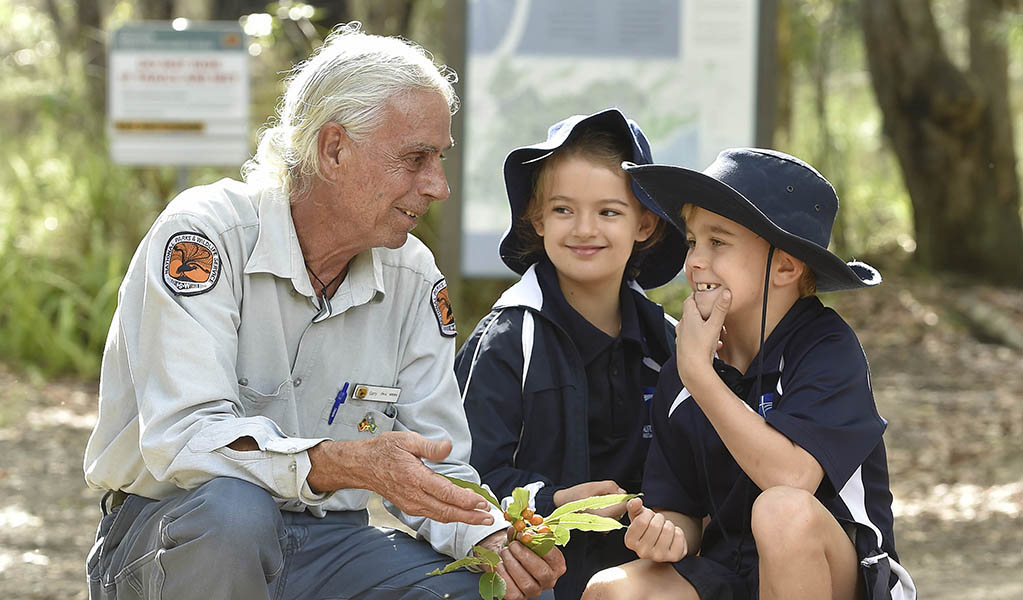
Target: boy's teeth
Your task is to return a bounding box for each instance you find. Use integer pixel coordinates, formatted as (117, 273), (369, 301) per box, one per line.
(697, 283), (719, 292)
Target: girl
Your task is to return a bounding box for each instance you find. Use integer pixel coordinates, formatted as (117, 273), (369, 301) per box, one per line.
(455, 109), (686, 600)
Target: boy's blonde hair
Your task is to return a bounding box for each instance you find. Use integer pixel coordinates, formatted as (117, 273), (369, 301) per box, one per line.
(514, 129), (665, 279)
(680, 204), (817, 297)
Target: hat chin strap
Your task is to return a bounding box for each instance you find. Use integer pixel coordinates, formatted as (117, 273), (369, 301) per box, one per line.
(756, 246), (775, 403)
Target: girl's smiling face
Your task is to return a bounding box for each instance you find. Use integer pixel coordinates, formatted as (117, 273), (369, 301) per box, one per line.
(532, 156), (657, 291)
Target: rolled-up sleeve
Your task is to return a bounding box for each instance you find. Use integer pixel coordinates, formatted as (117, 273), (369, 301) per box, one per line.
(126, 214), (329, 502)
(383, 275), (506, 558)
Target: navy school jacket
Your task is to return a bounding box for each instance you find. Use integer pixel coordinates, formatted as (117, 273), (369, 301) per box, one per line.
(454, 264), (676, 599)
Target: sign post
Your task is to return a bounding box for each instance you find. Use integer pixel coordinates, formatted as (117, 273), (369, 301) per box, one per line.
(108, 21), (249, 167)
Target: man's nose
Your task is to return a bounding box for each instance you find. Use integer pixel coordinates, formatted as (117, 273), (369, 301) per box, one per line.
(421, 158), (450, 202)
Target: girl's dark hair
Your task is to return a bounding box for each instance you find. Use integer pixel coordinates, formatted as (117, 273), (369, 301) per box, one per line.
(513, 127), (665, 279)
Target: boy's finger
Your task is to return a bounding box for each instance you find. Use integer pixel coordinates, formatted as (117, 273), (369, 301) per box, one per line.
(626, 497), (645, 521)
(707, 289), (731, 329)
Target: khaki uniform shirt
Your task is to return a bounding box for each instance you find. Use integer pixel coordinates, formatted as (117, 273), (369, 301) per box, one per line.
(84, 178), (503, 558)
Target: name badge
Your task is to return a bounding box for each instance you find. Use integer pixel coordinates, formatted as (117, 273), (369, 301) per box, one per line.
(353, 384), (401, 403)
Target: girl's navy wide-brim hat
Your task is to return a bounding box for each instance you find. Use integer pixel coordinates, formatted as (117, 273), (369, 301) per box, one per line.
(623, 148), (881, 292)
(499, 108), (686, 289)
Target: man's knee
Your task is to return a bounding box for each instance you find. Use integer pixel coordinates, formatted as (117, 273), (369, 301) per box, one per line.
(751, 486), (823, 555)
(166, 477), (282, 548)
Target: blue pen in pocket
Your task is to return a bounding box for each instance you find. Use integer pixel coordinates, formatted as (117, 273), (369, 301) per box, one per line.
(328, 382), (349, 425)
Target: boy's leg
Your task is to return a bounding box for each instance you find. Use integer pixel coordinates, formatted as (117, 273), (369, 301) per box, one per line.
(752, 486), (863, 600)
(582, 559), (700, 600)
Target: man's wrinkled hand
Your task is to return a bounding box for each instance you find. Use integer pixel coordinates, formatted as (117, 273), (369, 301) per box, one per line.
(307, 432), (494, 525)
(478, 531), (565, 600)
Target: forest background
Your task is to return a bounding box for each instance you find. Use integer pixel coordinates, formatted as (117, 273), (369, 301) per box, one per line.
(0, 0), (1020, 598)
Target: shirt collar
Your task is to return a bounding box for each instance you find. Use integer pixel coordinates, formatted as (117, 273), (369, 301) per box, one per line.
(535, 260), (644, 365)
(244, 188), (385, 308)
(735, 295), (825, 381)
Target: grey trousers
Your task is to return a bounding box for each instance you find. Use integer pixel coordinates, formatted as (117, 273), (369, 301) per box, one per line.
(86, 477), (523, 600)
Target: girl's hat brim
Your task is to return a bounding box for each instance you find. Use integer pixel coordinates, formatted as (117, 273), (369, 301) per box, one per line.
(498, 108), (686, 289)
(623, 149), (881, 292)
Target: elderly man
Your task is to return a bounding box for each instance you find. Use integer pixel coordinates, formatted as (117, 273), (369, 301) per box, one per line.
(84, 23), (565, 600)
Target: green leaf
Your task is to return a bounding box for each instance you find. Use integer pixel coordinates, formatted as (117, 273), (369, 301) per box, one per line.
(441, 475), (501, 508)
(529, 536), (556, 557)
(479, 571), (507, 600)
(506, 487), (531, 519)
(548, 512), (625, 532)
(552, 524), (571, 546)
(473, 545), (501, 567)
(547, 493), (639, 520)
(426, 555), (490, 576)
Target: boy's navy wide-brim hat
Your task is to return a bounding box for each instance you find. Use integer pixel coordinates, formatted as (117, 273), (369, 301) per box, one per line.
(499, 108), (686, 289)
(623, 148), (881, 292)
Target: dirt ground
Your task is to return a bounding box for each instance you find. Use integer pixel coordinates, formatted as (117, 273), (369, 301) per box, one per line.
(0, 264), (1020, 598)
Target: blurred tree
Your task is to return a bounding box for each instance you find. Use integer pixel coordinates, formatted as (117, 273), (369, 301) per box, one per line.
(862, 0), (1022, 284)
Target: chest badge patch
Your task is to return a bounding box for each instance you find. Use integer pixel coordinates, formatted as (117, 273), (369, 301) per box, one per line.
(431, 278), (456, 337)
(163, 231), (221, 296)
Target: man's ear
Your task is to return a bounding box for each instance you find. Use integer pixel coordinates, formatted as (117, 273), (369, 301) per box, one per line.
(772, 249), (805, 287)
(317, 122), (349, 182)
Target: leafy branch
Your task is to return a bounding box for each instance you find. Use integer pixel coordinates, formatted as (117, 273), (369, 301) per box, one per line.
(429, 476), (639, 600)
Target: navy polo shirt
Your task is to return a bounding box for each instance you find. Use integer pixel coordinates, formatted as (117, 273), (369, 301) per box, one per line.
(644, 296), (901, 571)
(535, 261), (656, 494)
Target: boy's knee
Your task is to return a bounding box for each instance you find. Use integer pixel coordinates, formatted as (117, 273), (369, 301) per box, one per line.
(582, 567), (630, 600)
(751, 486), (823, 553)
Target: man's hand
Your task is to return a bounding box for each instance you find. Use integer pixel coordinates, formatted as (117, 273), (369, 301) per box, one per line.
(307, 431), (494, 525)
(552, 480), (627, 519)
(623, 498), (688, 563)
(677, 289), (731, 387)
(477, 531), (566, 600)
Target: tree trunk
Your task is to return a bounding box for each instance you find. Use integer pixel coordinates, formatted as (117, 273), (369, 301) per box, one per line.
(861, 0), (1023, 284)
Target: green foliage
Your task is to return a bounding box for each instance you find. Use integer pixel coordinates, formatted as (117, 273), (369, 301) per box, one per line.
(429, 477), (638, 600)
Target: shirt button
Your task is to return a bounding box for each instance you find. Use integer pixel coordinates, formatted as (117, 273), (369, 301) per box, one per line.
(288, 462), (297, 472)
(238, 378), (248, 386)
(294, 377), (303, 387)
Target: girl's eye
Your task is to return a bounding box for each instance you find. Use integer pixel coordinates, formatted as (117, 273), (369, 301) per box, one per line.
(711, 238), (725, 247)
(600, 209), (621, 217)
(685, 239), (696, 249)
(552, 206), (571, 215)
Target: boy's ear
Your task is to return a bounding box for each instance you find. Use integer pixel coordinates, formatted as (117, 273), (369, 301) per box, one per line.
(772, 249), (805, 287)
(634, 209), (658, 243)
(317, 122), (351, 182)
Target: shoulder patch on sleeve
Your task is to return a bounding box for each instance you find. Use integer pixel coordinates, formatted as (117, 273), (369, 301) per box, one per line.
(163, 231), (221, 296)
(430, 278), (456, 337)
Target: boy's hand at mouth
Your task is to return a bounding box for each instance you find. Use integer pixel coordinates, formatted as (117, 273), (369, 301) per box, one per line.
(676, 289), (731, 388)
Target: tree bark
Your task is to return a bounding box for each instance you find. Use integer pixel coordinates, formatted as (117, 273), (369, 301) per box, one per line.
(861, 0), (1022, 284)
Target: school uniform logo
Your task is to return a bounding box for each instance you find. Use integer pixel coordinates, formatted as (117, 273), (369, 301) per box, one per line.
(431, 279), (456, 337)
(163, 231), (221, 296)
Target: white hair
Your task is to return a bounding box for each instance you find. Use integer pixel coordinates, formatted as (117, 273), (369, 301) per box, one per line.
(242, 22), (459, 197)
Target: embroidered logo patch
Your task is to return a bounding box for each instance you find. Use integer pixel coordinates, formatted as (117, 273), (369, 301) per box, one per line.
(163, 231), (221, 296)
(431, 279), (456, 337)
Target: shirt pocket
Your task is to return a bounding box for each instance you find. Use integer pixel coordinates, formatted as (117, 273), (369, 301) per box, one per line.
(325, 399), (397, 441)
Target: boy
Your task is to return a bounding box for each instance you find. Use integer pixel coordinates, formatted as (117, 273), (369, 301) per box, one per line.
(455, 109), (686, 599)
(583, 148), (916, 599)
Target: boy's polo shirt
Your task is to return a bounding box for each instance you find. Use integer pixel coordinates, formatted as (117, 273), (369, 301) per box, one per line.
(534, 260), (654, 493)
(643, 296), (901, 569)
